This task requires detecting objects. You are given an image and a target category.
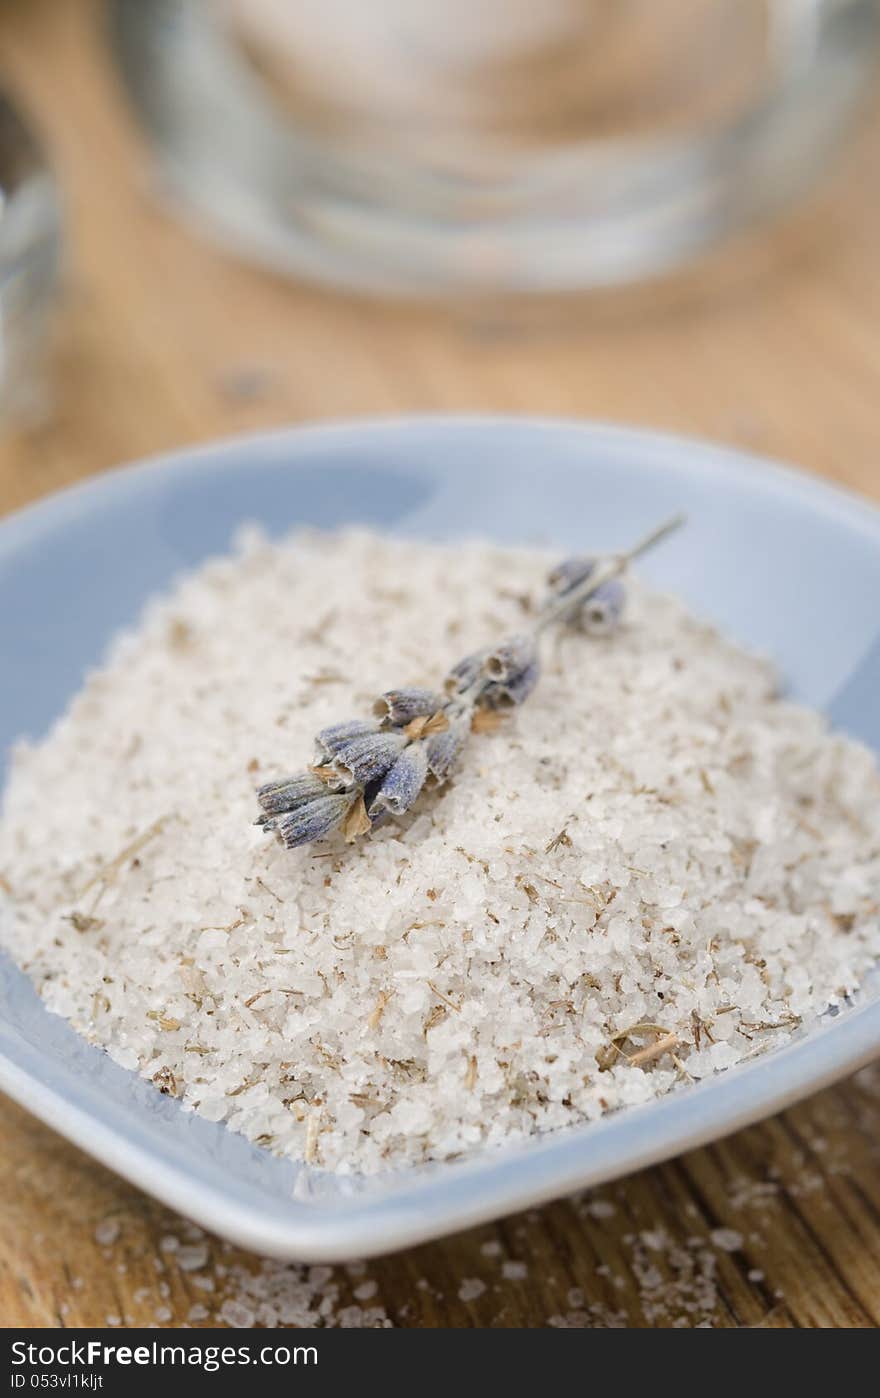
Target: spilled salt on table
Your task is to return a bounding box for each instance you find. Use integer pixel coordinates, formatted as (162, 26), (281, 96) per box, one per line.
(1, 527), (878, 1174)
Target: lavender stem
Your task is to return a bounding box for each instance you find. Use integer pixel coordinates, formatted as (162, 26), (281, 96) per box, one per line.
(533, 512), (686, 636)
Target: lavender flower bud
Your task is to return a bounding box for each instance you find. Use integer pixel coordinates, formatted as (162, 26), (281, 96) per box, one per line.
(546, 553), (626, 633)
(333, 730), (408, 785)
(484, 634), (537, 684)
(272, 792), (355, 849)
(254, 512), (682, 852)
(373, 688), (445, 726)
(444, 650), (483, 697)
(315, 719), (378, 759)
(256, 770), (329, 821)
(426, 717), (469, 784)
(492, 659), (540, 707)
(548, 556), (595, 594)
(578, 578), (625, 636)
(545, 556), (602, 626)
(368, 741), (429, 818)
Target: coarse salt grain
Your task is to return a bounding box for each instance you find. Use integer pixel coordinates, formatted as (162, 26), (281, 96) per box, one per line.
(176, 1243), (210, 1272)
(94, 1219), (120, 1247)
(219, 1300), (255, 1329)
(585, 1199), (616, 1220)
(710, 1228), (744, 1253)
(1, 527), (879, 1176)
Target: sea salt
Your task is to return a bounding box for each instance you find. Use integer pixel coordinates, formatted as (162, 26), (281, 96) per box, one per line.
(628, 1232), (720, 1326)
(94, 1219), (120, 1247)
(176, 1243), (210, 1272)
(585, 1199), (616, 1220)
(710, 1228), (744, 1253)
(1, 527), (879, 1175)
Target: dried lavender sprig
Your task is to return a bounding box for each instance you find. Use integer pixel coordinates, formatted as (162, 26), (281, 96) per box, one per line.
(579, 578), (625, 636)
(369, 741), (430, 818)
(425, 716), (470, 783)
(439, 514), (682, 722)
(373, 688), (445, 726)
(255, 513), (684, 849)
(255, 770), (329, 821)
(534, 512), (686, 636)
(550, 566), (626, 634)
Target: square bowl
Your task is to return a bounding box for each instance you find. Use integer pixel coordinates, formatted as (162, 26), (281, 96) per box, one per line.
(2, 416), (879, 1260)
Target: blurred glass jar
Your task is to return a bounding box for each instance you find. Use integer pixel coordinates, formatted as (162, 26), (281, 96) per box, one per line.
(0, 95), (61, 425)
(109, 0), (880, 297)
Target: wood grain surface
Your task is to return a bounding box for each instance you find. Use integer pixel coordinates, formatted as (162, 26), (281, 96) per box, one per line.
(1, 0), (880, 1329)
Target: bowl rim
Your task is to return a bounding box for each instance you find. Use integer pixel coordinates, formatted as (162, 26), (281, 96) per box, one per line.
(5, 413), (880, 548)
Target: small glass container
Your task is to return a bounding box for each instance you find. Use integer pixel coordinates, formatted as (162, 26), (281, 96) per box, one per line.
(109, 0), (880, 298)
(0, 94), (61, 427)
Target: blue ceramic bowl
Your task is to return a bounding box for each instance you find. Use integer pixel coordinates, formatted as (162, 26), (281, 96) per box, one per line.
(2, 417), (879, 1260)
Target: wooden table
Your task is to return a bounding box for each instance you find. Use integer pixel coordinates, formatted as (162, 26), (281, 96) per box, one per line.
(2, 0), (880, 1329)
